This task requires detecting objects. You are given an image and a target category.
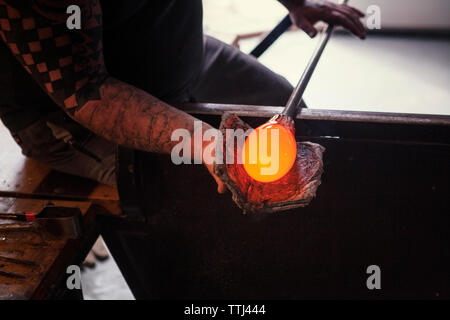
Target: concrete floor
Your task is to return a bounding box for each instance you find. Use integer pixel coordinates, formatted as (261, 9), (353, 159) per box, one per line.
(81, 237), (134, 300)
(81, 1), (450, 300)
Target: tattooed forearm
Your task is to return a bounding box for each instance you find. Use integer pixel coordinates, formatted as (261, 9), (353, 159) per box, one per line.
(0, 0), (211, 155)
(75, 77), (212, 155)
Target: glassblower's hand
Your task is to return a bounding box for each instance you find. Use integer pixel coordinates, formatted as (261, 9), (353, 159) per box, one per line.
(205, 161), (227, 194)
(286, 0), (366, 39)
(201, 129), (227, 194)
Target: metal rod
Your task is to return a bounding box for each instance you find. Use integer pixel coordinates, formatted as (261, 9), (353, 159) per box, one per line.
(250, 15), (293, 58)
(282, 0), (349, 119)
(177, 103), (450, 127)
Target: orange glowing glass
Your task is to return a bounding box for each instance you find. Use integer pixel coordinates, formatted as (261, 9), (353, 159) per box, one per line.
(242, 122), (297, 183)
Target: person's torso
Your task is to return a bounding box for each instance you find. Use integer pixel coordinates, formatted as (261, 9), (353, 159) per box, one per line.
(100, 0), (204, 102)
(0, 0), (204, 134)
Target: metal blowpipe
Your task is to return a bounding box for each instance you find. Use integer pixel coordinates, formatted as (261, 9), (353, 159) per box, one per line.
(281, 0), (349, 119)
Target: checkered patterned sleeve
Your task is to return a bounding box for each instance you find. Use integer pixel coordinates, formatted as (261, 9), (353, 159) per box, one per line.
(0, 0), (106, 114)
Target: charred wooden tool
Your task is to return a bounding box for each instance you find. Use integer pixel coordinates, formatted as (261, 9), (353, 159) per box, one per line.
(214, 113), (324, 214)
(0, 206), (83, 239)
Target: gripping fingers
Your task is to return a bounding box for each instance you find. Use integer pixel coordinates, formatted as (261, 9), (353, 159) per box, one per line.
(336, 6), (366, 36)
(331, 5), (366, 37)
(329, 11), (365, 38)
(343, 4), (366, 18)
(298, 16), (318, 38)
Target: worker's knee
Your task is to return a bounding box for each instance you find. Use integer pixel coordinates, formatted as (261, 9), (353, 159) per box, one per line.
(14, 120), (117, 186)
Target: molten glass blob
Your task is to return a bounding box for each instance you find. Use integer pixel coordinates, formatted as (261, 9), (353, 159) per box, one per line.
(242, 122), (297, 183)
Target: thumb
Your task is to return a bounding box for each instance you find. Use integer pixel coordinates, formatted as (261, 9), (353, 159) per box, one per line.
(296, 15), (318, 38)
(205, 162), (227, 194)
(212, 174), (227, 194)
(217, 180), (227, 194)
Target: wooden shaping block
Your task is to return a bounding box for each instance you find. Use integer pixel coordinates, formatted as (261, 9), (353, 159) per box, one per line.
(214, 113), (325, 214)
(0, 198), (93, 300)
